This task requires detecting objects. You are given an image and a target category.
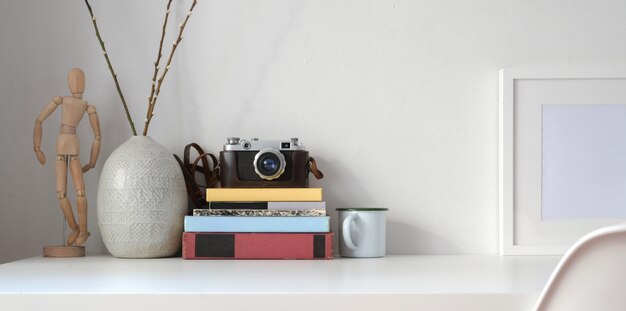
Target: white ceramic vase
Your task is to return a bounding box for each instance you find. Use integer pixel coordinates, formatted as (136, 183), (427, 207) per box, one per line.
(97, 136), (187, 258)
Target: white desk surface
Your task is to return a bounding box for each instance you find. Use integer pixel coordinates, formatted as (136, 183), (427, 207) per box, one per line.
(0, 254), (560, 311)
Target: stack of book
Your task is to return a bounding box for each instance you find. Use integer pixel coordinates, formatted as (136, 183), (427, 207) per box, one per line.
(182, 188), (333, 259)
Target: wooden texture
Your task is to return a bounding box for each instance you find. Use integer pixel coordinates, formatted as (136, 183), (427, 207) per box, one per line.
(84, 105), (101, 172)
(67, 68), (85, 95)
(33, 68), (100, 247)
(42, 246), (85, 258)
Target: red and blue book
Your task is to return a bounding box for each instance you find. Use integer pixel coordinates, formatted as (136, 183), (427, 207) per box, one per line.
(183, 232), (333, 259)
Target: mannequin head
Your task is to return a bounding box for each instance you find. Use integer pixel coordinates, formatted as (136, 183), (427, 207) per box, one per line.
(67, 68), (85, 97)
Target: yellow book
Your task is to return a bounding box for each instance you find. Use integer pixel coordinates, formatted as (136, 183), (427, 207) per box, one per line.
(206, 188), (323, 202)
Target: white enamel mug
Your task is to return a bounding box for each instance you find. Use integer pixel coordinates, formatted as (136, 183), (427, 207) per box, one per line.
(336, 208), (388, 258)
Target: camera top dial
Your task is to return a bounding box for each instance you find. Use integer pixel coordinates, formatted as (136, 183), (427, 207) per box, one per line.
(223, 137), (305, 151)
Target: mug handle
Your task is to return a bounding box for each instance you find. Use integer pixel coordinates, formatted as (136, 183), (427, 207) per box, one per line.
(342, 213), (358, 250)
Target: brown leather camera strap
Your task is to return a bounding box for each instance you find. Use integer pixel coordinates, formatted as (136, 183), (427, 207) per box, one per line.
(191, 152), (219, 187)
(174, 143), (219, 213)
(184, 143), (218, 188)
(173, 154), (201, 214)
(309, 157), (324, 179)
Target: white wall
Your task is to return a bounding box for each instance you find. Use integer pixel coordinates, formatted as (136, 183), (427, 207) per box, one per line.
(1, 0), (626, 263)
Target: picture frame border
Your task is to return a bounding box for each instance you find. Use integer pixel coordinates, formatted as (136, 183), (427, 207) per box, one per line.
(499, 67), (626, 255)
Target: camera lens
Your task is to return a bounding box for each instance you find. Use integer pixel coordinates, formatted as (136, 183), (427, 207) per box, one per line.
(257, 154), (280, 176)
(262, 157), (277, 172)
(253, 148), (286, 180)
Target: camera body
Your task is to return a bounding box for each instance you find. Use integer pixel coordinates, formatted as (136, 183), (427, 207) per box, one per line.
(219, 137), (312, 188)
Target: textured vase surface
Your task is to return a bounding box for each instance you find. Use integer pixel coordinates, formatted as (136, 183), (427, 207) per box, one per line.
(97, 136), (187, 258)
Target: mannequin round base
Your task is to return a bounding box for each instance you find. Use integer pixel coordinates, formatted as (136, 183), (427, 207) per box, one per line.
(43, 246), (85, 258)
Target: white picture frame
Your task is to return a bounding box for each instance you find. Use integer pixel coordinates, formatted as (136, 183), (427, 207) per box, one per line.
(499, 67), (626, 255)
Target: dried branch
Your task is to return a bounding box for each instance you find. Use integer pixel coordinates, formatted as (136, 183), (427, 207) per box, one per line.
(142, 0), (198, 136)
(84, 0), (137, 136)
(146, 0), (173, 129)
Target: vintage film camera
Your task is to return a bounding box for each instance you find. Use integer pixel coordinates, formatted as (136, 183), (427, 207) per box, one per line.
(219, 137), (323, 188)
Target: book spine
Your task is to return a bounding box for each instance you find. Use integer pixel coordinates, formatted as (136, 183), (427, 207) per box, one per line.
(267, 201), (327, 210)
(182, 232), (333, 259)
(184, 216), (330, 233)
(206, 201), (327, 210)
(193, 209), (327, 217)
(208, 202), (268, 209)
(205, 188), (323, 202)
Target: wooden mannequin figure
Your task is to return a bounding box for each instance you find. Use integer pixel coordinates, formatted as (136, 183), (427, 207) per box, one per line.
(34, 68), (101, 257)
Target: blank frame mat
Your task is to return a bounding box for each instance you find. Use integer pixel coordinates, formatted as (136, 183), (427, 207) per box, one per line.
(542, 104), (626, 220)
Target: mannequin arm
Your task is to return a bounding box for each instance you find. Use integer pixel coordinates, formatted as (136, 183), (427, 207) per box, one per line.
(82, 105), (101, 173)
(34, 96), (62, 165)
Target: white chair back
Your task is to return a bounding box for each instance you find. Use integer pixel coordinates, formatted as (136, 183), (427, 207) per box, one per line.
(534, 223), (626, 311)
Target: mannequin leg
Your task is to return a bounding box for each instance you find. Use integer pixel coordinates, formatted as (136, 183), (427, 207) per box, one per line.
(56, 155), (79, 245)
(69, 156), (90, 245)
